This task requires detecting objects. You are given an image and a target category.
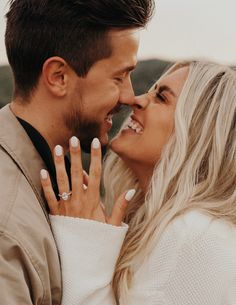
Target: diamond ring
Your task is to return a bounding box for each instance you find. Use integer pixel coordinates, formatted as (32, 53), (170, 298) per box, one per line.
(58, 191), (72, 201)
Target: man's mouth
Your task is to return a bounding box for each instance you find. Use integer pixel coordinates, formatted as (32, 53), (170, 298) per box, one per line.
(105, 113), (113, 124)
(104, 104), (122, 125)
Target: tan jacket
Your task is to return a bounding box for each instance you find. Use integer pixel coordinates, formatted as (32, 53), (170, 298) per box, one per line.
(0, 105), (62, 305)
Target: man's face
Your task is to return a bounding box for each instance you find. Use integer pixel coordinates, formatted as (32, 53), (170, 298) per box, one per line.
(64, 29), (140, 152)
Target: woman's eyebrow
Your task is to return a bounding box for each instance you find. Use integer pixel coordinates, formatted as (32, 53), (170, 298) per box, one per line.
(154, 84), (176, 97)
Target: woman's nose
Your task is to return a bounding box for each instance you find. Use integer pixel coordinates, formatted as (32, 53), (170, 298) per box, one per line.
(132, 93), (150, 110)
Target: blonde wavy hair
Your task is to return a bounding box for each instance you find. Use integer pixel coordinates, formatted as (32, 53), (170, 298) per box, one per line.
(103, 61), (236, 304)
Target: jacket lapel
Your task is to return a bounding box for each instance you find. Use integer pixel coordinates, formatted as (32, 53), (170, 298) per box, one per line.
(0, 104), (50, 222)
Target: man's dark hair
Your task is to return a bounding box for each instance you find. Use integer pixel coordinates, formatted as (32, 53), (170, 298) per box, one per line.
(5, 0), (154, 98)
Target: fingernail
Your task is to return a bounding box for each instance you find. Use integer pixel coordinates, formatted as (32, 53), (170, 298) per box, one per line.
(83, 170), (87, 176)
(70, 136), (79, 148)
(92, 138), (100, 149)
(83, 184), (88, 190)
(55, 145), (63, 156)
(125, 189), (136, 201)
(40, 169), (48, 180)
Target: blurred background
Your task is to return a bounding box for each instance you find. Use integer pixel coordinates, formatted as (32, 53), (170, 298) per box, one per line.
(1, 0), (236, 65)
(0, 0), (236, 139)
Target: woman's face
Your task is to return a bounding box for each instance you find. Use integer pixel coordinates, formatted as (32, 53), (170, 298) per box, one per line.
(111, 66), (189, 174)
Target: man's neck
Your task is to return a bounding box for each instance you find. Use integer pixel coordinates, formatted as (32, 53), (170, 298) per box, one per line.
(10, 99), (69, 153)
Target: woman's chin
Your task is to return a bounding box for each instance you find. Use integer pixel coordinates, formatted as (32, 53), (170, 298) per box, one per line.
(110, 135), (121, 153)
(109, 133), (128, 156)
(110, 128), (142, 160)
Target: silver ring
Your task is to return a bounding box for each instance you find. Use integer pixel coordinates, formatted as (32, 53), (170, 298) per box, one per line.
(58, 191), (72, 201)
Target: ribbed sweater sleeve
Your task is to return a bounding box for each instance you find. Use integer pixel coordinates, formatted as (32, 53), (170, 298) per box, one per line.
(50, 215), (128, 305)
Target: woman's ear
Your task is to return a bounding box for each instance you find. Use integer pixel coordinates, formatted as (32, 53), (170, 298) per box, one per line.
(42, 57), (69, 97)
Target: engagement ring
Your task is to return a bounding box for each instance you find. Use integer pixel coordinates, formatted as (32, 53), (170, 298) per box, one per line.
(58, 191), (72, 201)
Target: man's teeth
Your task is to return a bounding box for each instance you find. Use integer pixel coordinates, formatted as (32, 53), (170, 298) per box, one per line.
(128, 119), (144, 134)
(105, 114), (113, 122)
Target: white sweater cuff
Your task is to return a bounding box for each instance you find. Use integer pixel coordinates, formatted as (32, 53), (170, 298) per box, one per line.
(49, 215), (128, 304)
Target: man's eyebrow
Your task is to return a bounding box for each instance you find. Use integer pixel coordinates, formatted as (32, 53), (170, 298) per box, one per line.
(115, 65), (136, 74)
(154, 84), (176, 97)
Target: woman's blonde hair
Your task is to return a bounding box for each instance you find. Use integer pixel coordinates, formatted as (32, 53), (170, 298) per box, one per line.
(103, 61), (236, 304)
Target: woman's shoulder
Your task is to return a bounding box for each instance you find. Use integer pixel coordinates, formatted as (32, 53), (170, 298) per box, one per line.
(147, 211), (236, 304)
(148, 210), (236, 284)
(172, 209), (236, 242)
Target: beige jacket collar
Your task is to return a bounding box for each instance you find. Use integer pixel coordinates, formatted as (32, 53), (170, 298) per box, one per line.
(0, 104), (49, 222)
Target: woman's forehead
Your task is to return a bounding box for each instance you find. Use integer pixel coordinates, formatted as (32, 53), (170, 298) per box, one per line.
(148, 67), (189, 92)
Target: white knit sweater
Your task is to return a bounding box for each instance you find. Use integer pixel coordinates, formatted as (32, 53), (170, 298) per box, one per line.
(50, 210), (236, 305)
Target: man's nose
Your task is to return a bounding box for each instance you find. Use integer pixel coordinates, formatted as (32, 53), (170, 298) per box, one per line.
(119, 78), (135, 105)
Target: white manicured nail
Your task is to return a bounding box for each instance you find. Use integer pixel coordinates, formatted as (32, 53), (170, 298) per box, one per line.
(70, 136), (79, 148)
(40, 169), (48, 180)
(125, 189), (136, 201)
(55, 145), (63, 156)
(92, 138), (100, 149)
(83, 184), (88, 190)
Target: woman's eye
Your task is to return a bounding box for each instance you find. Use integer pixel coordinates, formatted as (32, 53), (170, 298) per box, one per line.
(155, 92), (166, 103)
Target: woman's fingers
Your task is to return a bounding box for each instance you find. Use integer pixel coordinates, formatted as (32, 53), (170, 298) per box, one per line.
(87, 138), (102, 199)
(40, 137), (132, 226)
(108, 189), (136, 226)
(83, 170), (89, 186)
(70, 137), (84, 196)
(40, 169), (59, 215)
(54, 145), (70, 195)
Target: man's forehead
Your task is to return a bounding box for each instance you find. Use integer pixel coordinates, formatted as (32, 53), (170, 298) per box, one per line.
(102, 28), (140, 74)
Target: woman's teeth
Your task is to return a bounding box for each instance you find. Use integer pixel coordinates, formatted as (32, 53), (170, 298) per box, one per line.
(128, 119), (144, 134)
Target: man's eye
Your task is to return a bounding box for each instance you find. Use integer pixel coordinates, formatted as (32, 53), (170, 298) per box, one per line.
(114, 77), (123, 83)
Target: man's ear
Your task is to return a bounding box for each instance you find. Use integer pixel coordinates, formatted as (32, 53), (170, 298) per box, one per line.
(42, 57), (70, 97)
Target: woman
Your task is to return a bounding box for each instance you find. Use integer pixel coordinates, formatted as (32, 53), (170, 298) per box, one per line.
(41, 61), (236, 305)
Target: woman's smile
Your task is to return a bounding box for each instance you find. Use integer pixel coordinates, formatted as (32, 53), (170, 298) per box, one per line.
(122, 115), (144, 135)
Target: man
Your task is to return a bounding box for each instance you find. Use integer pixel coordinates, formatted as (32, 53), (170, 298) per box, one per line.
(0, 0), (154, 304)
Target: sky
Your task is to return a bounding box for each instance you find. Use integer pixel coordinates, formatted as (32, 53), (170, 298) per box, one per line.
(0, 0), (236, 65)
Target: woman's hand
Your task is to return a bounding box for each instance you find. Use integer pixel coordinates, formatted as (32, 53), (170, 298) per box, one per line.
(40, 137), (135, 226)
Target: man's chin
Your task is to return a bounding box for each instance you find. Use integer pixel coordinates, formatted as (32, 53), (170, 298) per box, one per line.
(99, 134), (109, 156)
(99, 132), (109, 147)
